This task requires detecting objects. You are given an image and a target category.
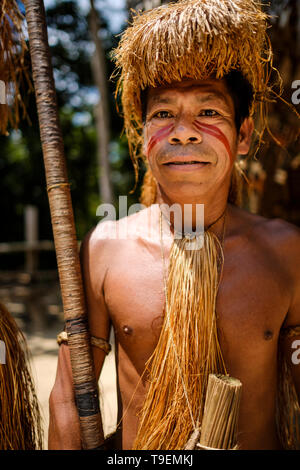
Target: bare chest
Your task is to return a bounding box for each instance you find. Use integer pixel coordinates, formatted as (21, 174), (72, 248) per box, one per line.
(104, 238), (290, 368)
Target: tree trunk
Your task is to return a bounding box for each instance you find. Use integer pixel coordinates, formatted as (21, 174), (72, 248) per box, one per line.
(89, 0), (113, 204)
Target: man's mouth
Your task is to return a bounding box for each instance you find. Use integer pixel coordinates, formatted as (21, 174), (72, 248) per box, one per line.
(164, 161), (209, 165)
(162, 159), (211, 172)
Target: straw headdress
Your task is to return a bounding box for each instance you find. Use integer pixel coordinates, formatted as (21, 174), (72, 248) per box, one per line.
(0, 302), (43, 449)
(0, 0), (29, 135)
(113, 0), (279, 204)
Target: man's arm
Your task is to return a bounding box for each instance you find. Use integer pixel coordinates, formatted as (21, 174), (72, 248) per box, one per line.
(48, 226), (112, 450)
(279, 222), (300, 403)
(281, 301), (300, 405)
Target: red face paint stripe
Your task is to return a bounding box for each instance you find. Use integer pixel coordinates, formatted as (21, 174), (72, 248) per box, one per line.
(147, 123), (174, 156)
(194, 120), (233, 162)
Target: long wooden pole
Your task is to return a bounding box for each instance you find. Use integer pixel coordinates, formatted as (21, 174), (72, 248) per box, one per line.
(24, 0), (104, 449)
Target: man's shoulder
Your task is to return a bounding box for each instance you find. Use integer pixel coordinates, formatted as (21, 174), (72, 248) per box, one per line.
(261, 216), (300, 241)
(231, 204), (300, 263)
(248, 212), (299, 250)
(259, 216), (300, 268)
(81, 205), (158, 253)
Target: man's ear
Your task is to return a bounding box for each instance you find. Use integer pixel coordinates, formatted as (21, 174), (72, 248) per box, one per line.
(237, 117), (254, 155)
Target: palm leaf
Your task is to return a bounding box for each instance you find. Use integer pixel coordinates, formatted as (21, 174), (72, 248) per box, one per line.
(0, 0), (30, 134)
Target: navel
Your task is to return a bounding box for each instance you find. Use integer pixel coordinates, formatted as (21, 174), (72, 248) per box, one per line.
(123, 325), (133, 335)
(263, 329), (274, 340)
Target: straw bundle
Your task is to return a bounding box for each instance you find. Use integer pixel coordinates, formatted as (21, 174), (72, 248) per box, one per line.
(133, 230), (227, 450)
(0, 302), (43, 450)
(198, 374), (241, 450)
(0, 0), (29, 134)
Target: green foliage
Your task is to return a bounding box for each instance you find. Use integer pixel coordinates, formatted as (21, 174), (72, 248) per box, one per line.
(1, 0), (142, 270)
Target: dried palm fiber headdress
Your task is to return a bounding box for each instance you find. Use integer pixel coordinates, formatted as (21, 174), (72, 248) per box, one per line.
(0, 0), (30, 135)
(113, 0), (281, 208)
(0, 302), (43, 449)
(113, 0), (300, 450)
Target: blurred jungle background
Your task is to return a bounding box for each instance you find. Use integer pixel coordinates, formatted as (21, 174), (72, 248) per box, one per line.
(0, 0), (299, 448)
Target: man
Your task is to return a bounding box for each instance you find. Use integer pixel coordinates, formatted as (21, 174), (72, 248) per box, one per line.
(49, 0), (300, 450)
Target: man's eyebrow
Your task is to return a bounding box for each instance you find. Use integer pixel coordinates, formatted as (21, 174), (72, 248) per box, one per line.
(195, 92), (231, 107)
(148, 95), (176, 105)
(147, 91), (231, 108)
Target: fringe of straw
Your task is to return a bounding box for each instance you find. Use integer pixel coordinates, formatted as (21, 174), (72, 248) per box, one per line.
(0, 0), (30, 134)
(133, 230), (226, 450)
(0, 302), (43, 450)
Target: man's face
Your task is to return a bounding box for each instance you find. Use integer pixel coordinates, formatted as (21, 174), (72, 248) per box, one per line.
(143, 78), (253, 202)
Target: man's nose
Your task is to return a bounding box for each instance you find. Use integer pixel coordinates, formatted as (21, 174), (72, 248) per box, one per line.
(168, 122), (202, 145)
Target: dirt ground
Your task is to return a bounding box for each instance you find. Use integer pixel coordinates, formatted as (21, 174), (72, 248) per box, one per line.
(26, 327), (118, 449)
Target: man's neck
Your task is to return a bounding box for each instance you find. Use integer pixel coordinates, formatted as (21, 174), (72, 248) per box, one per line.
(155, 185), (229, 239)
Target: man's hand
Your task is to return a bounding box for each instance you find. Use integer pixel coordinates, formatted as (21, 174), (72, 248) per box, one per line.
(48, 344), (82, 449)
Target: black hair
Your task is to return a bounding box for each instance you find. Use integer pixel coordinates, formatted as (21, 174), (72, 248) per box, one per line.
(223, 70), (254, 131)
(141, 70), (254, 133)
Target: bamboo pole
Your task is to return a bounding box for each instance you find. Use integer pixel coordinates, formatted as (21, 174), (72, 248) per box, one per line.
(24, 0), (104, 449)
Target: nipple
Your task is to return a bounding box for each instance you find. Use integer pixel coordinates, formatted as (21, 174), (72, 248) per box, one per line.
(123, 325), (133, 335)
(264, 330), (273, 340)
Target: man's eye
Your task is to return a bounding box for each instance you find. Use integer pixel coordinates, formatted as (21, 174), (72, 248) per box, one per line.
(153, 111), (172, 119)
(199, 109), (219, 117)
